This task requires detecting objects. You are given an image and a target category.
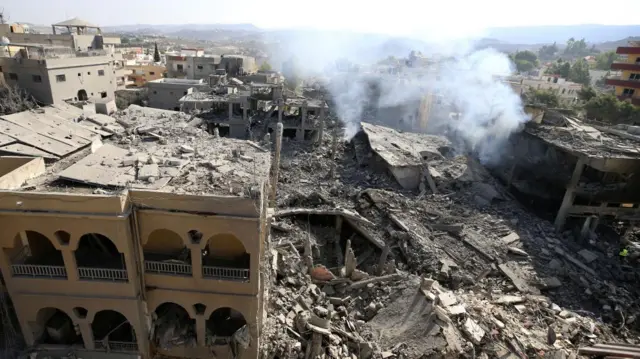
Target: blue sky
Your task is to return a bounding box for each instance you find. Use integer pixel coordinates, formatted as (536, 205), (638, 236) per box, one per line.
(3, 0), (640, 37)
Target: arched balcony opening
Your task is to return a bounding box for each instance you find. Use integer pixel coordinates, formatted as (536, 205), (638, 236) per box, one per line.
(34, 308), (83, 346)
(5, 231), (66, 278)
(143, 229), (191, 276)
(75, 233), (127, 282)
(205, 307), (249, 355)
(153, 303), (196, 350)
(202, 234), (250, 281)
(92, 310), (137, 353)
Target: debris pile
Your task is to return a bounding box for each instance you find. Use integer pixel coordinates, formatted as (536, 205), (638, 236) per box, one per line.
(260, 122), (640, 358)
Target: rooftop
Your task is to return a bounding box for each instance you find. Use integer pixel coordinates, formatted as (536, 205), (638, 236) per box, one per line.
(2, 105), (271, 196)
(148, 78), (205, 85)
(52, 17), (100, 28)
(524, 116), (640, 160)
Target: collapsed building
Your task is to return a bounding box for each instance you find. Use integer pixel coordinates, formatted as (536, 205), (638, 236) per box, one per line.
(0, 104), (272, 359)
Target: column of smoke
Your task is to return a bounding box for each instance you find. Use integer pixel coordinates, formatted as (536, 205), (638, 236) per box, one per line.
(273, 32), (530, 164)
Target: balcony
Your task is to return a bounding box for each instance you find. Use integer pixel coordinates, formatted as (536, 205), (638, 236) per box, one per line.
(144, 256), (192, 276)
(75, 233), (128, 282)
(7, 232), (67, 279)
(605, 76), (640, 89)
(202, 266), (249, 281)
(610, 62), (640, 71)
(94, 341), (138, 353)
(616, 47), (640, 55)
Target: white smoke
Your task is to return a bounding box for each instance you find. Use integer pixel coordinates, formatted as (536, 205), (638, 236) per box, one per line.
(269, 31), (530, 163)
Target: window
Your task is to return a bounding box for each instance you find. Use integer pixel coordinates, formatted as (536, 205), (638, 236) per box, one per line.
(197, 65), (203, 70)
(8, 73), (17, 80)
(0, 66), (3, 72)
(56, 74), (66, 82)
(98, 70), (105, 76)
(177, 64), (184, 71)
(87, 72), (91, 75)
(636, 57), (640, 64)
(169, 91), (174, 95)
(150, 71), (155, 75)
(101, 92), (107, 98)
(153, 90), (157, 94)
(630, 73), (640, 80)
(78, 73), (81, 76)
(183, 91), (187, 95)
(623, 88), (636, 96)
(32, 75), (42, 83)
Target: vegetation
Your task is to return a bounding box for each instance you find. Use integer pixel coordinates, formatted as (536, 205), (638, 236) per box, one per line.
(0, 85), (37, 116)
(538, 43), (559, 60)
(153, 43), (161, 63)
(510, 50), (539, 73)
(523, 87), (561, 107)
(259, 62), (272, 71)
(584, 93), (640, 124)
(594, 50), (619, 70)
(545, 59), (591, 86)
(563, 38), (590, 57)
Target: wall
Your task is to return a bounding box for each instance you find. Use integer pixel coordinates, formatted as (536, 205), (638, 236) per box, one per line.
(0, 58), (56, 104)
(0, 189), (266, 359)
(6, 33), (74, 48)
(614, 54), (640, 100)
(126, 65), (166, 87)
(147, 80), (208, 110)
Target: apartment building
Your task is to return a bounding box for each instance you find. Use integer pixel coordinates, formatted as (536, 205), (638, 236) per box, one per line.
(127, 64), (166, 87)
(1, 54), (116, 104)
(166, 53), (257, 80)
(0, 104), (271, 359)
(0, 18), (121, 53)
(606, 41), (640, 106)
(147, 78), (210, 110)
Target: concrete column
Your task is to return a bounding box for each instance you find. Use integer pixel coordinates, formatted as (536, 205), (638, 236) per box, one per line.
(269, 123), (284, 206)
(228, 102), (233, 122)
(243, 107), (248, 121)
(195, 315), (206, 347)
(296, 106), (307, 141)
(277, 99), (283, 123)
(61, 249), (79, 281)
(554, 157), (586, 232)
(79, 321), (95, 349)
(191, 248), (203, 279)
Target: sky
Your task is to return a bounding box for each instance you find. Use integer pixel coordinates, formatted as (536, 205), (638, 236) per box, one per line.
(2, 0), (640, 38)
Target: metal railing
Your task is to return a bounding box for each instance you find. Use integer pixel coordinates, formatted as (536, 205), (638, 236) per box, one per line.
(78, 267), (128, 282)
(94, 341), (138, 352)
(145, 260), (192, 276)
(11, 264), (67, 278)
(202, 266), (249, 281)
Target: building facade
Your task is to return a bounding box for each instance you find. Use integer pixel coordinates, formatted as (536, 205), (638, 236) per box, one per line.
(0, 177), (269, 359)
(166, 53), (257, 80)
(147, 78), (209, 110)
(1, 55), (116, 104)
(607, 41), (640, 106)
(127, 64), (166, 87)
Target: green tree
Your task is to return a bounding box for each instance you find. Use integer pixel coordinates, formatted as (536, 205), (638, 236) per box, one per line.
(524, 88), (561, 107)
(153, 42), (161, 63)
(259, 62), (272, 71)
(546, 59), (570, 78)
(538, 42), (559, 60)
(595, 50), (619, 70)
(584, 93), (640, 123)
(564, 38), (589, 57)
(577, 86), (597, 102)
(569, 59), (591, 86)
(511, 50), (539, 73)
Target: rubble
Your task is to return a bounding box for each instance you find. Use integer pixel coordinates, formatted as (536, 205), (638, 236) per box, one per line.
(261, 120), (640, 359)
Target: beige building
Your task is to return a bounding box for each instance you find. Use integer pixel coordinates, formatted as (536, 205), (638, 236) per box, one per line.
(127, 64), (167, 87)
(0, 104), (272, 359)
(166, 53), (257, 80)
(1, 54), (116, 103)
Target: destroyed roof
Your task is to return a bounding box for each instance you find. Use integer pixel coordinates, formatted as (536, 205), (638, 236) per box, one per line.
(179, 92), (230, 103)
(285, 98), (328, 109)
(360, 122), (451, 167)
(14, 105), (271, 196)
(0, 103), (122, 160)
(52, 17), (100, 28)
(525, 116), (640, 160)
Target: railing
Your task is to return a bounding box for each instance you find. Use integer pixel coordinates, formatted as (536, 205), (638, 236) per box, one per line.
(145, 260), (192, 276)
(202, 266), (249, 282)
(78, 267), (128, 282)
(11, 264), (67, 278)
(94, 340), (138, 352)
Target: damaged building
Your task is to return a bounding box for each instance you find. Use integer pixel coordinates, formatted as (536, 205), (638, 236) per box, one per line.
(492, 114), (640, 233)
(0, 104), (271, 359)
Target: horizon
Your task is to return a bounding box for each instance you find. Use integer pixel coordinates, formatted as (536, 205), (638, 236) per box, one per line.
(3, 0), (639, 39)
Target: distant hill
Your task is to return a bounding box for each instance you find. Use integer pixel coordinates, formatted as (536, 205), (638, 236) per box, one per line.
(484, 24), (640, 44)
(595, 36), (640, 51)
(102, 23), (260, 34)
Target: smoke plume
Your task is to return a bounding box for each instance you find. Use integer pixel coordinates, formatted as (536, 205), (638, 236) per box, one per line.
(268, 30), (530, 163)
